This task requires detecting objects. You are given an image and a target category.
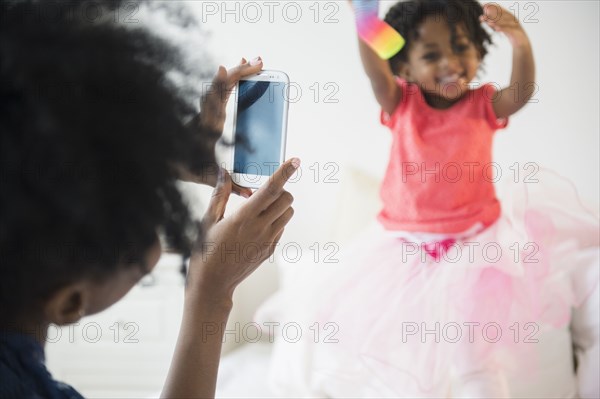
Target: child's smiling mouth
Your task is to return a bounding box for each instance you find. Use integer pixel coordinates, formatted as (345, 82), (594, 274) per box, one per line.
(437, 73), (467, 86)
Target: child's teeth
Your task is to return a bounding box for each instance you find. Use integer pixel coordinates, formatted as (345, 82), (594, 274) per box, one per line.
(441, 74), (461, 84)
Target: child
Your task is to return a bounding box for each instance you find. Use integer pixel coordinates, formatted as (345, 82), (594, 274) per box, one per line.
(258, 0), (599, 397)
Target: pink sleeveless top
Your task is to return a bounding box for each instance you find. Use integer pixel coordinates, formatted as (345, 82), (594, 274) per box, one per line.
(378, 78), (508, 233)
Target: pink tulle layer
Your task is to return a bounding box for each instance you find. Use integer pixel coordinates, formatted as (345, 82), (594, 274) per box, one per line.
(256, 170), (599, 397)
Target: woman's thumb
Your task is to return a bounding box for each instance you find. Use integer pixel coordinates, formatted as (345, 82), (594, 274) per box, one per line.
(203, 168), (232, 226)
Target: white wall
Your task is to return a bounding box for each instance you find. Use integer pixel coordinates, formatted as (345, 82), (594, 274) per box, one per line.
(163, 1), (599, 248)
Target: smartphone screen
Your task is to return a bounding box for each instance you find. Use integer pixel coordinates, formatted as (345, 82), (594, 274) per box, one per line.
(233, 80), (285, 177)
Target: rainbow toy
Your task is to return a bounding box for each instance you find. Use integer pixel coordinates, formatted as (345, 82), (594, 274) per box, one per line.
(352, 0), (405, 59)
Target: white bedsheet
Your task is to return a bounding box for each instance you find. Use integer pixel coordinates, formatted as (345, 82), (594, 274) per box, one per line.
(216, 343), (277, 398)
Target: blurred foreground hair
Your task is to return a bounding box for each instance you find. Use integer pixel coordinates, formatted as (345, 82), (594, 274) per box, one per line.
(0, 0), (213, 321)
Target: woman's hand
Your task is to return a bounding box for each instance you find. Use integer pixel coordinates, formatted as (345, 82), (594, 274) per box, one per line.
(480, 3), (530, 48)
(198, 57), (263, 139)
(178, 57), (264, 198)
(162, 157), (298, 399)
(186, 158), (300, 305)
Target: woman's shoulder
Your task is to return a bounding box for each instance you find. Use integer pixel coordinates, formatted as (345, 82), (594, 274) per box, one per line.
(0, 332), (85, 399)
(0, 337), (36, 398)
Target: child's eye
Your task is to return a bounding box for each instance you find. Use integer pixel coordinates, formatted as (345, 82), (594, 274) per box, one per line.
(422, 52), (439, 61)
(455, 44), (470, 53)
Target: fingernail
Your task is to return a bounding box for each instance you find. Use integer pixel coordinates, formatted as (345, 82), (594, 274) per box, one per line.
(290, 158), (301, 169)
(241, 192), (250, 199)
(250, 56), (262, 66)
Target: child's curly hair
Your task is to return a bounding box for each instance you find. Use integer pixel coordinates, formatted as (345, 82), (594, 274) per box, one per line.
(0, 0), (214, 321)
(385, 0), (493, 74)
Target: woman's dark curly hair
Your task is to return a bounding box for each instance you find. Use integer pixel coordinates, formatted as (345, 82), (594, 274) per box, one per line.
(0, 0), (215, 321)
(385, 0), (493, 74)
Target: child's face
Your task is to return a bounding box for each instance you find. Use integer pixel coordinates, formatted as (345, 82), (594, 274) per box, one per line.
(400, 16), (481, 104)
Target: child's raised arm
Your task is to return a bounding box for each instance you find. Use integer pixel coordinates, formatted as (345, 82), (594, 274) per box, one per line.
(348, 1), (402, 115)
(357, 38), (403, 115)
(480, 3), (536, 119)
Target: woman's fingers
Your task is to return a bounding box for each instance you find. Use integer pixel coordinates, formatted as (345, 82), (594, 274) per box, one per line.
(273, 228), (284, 244)
(226, 56), (263, 90)
(202, 168), (232, 226)
(232, 183), (253, 199)
(246, 158), (301, 212)
(260, 190), (294, 223)
(199, 66), (228, 131)
(199, 57), (263, 131)
(271, 206), (294, 234)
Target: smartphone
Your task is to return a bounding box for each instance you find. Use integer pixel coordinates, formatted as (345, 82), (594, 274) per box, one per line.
(231, 70), (289, 188)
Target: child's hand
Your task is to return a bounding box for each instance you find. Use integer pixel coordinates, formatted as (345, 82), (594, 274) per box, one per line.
(480, 3), (530, 48)
(481, 3), (535, 118)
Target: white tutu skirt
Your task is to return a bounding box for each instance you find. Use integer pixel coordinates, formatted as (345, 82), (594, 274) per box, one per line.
(255, 170), (600, 398)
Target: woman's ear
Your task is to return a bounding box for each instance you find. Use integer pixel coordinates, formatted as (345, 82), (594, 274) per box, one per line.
(44, 283), (89, 325)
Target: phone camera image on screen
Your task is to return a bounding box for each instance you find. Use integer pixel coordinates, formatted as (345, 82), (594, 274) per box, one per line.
(234, 80), (285, 176)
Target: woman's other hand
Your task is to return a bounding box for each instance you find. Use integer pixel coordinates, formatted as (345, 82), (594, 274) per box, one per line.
(178, 57), (264, 198)
(187, 157), (300, 305)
